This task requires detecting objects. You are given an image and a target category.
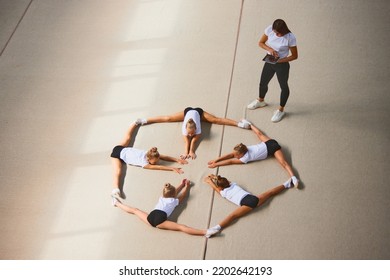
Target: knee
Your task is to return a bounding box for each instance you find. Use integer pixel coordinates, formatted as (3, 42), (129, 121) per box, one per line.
(280, 84), (289, 92)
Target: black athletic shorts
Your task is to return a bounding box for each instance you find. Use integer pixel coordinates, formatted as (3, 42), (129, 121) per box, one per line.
(265, 139), (281, 156)
(240, 194), (259, 209)
(184, 107), (204, 118)
(111, 145), (125, 159)
(147, 209), (168, 227)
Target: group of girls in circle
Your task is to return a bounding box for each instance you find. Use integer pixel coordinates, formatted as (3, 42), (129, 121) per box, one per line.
(110, 106), (299, 238)
(110, 18), (299, 237)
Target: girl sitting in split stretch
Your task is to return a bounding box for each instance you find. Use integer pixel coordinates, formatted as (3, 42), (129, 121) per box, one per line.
(110, 123), (188, 199)
(135, 107), (251, 160)
(203, 174), (294, 237)
(112, 179), (215, 237)
(207, 123), (298, 187)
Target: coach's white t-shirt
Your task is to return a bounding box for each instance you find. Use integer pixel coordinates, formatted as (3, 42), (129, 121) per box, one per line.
(264, 25), (296, 59)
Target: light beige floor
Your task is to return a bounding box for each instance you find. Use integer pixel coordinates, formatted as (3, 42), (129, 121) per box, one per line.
(0, 0), (389, 260)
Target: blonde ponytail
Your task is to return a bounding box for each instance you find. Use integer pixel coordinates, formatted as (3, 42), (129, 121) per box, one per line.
(163, 183), (176, 198)
(147, 147), (160, 160)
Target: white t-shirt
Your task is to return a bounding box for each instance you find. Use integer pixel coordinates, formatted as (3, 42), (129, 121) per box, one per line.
(264, 25), (296, 59)
(220, 183), (250, 206)
(120, 147), (149, 168)
(154, 197), (179, 217)
(239, 142), (268, 163)
(181, 109), (202, 136)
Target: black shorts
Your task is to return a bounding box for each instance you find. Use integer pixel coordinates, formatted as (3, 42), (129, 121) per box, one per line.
(265, 139), (281, 157)
(184, 107), (204, 118)
(240, 194), (259, 209)
(147, 209), (168, 227)
(111, 145), (125, 159)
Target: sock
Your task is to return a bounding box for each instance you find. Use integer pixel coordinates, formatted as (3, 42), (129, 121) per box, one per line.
(242, 119), (251, 125)
(291, 176), (299, 187)
(283, 179), (292, 189)
(135, 118), (147, 125)
(111, 188), (120, 195)
(205, 224), (221, 238)
(111, 196), (119, 206)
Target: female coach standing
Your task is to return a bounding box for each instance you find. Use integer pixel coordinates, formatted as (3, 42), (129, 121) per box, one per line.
(247, 19), (298, 122)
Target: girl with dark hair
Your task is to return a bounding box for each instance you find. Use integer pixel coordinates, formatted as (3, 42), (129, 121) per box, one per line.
(204, 174), (294, 237)
(207, 123), (298, 187)
(247, 19), (298, 122)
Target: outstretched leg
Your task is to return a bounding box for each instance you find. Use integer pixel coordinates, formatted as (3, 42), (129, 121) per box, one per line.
(257, 185), (286, 206)
(111, 158), (126, 197)
(217, 205), (253, 229)
(157, 220), (206, 236)
(119, 123), (138, 147)
(250, 124), (271, 142)
(115, 200), (150, 226)
(140, 111), (185, 125)
(207, 183), (291, 238)
(202, 111), (238, 127)
(274, 150), (295, 178)
(111, 123), (137, 198)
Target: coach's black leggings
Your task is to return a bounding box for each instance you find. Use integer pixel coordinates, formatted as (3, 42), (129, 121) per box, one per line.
(259, 62), (290, 107)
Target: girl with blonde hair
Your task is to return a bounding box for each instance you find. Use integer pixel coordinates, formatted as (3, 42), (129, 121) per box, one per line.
(135, 107), (251, 160)
(112, 179), (214, 237)
(110, 123), (188, 199)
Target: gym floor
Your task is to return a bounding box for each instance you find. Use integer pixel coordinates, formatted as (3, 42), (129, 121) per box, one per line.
(0, 0), (389, 260)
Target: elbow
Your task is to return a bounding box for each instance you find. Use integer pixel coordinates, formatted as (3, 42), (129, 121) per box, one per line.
(291, 53), (298, 61)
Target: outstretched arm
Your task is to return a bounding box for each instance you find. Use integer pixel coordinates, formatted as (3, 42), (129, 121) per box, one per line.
(188, 134), (201, 159)
(144, 164), (184, 174)
(208, 152), (241, 168)
(203, 175), (221, 194)
(176, 179), (191, 203)
(160, 154), (188, 165)
(181, 135), (191, 159)
(181, 135), (201, 160)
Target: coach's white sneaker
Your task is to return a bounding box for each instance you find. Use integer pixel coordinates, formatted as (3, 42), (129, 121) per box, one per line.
(271, 110), (285, 122)
(247, 99), (267, 110)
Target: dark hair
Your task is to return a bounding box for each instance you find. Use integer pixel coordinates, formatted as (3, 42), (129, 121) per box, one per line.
(233, 143), (248, 155)
(272, 19), (291, 35)
(215, 175), (230, 189)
